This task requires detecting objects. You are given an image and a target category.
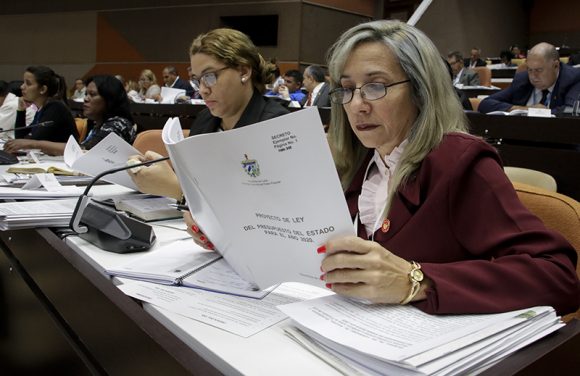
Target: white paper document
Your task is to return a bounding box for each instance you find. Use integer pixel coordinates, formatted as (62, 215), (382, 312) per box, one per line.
(64, 133), (140, 190)
(118, 280), (332, 338)
(163, 108), (355, 289)
(107, 238), (273, 298)
(160, 86), (186, 104)
(278, 295), (563, 375)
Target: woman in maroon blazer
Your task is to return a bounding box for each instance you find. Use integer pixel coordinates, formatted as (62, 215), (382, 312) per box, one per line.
(320, 20), (579, 316)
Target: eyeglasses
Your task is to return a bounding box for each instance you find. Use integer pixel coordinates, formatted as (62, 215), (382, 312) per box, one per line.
(329, 80), (410, 104)
(191, 67), (229, 89)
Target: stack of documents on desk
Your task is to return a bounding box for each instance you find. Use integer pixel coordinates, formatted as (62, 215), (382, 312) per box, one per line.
(0, 198), (78, 229)
(0, 186), (83, 200)
(279, 295), (564, 375)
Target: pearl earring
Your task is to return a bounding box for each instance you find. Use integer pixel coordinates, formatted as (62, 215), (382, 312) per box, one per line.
(241, 77), (247, 83)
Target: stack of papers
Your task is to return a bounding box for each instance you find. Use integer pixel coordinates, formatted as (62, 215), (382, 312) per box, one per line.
(0, 199), (78, 229)
(278, 295), (564, 375)
(0, 186), (83, 200)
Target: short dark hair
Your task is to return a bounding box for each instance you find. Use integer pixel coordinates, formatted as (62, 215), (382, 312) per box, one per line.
(0, 81), (9, 97)
(85, 75), (133, 123)
(447, 51), (463, 62)
(164, 66), (178, 75)
(306, 65), (326, 83)
(284, 69), (303, 85)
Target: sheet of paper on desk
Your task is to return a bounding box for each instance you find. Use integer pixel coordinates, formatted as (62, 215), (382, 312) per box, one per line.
(64, 133), (139, 190)
(163, 108), (355, 290)
(117, 280), (332, 338)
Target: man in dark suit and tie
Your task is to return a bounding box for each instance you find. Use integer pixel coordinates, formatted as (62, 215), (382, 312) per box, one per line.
(162, 66), (195, 98)
(464, 47), (486, 68)
(479, 42), (580, 114)
(301, 65), (330, 107)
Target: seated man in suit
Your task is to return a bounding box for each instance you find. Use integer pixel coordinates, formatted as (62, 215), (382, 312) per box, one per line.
(447, 51), (480, 86)
(161, 66), (194, 98)
(479, 42), (580, 114)
(465, 47), (486, 68)
(302, 65), (330, 107)
(265, 70), (306, 105)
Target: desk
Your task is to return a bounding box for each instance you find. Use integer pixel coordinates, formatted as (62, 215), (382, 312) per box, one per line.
(68, 100), (330, 134)
(491, 68), (517, 79)
(458, 86), (501, 98)
(1, 220), (579, 374)
(467, 112), (580, 201)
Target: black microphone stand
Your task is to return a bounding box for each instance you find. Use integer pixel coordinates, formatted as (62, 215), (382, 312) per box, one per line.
(69, 156), (170, 253)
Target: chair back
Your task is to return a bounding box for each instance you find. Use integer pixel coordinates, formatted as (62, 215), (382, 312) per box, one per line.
(512, 182), (580, 321)
(472, 66), (492, 87)
(133, 129), (190, 157)
(75, 118), (88, 142)
(504, 166), (557, 192)
(469, 97), (481, 112)
(516, 62), (528, 73)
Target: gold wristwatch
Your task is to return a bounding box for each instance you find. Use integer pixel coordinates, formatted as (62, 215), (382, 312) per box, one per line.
(400, 261), (423, 305)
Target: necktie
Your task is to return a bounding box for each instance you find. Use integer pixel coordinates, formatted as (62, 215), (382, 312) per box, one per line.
(540, 89), (550, 106)
(305, 93), (312, 106)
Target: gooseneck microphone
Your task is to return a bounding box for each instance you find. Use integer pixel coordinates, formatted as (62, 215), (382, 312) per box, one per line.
(69, 156), (170, 253)
(0, 120), (55, 133)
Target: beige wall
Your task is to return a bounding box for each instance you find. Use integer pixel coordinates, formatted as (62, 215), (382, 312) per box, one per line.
(0, 12), (97, 87)
(0, 1), (367, 86)
(416, 0), (528, 58)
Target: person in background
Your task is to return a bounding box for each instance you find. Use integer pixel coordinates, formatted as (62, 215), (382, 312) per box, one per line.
(70, 78), (86, 101)
(499, 50), (516, 67)
(81, 75), (136, 150)
(317, 20), (578, 315)
(185, 66), (200, 99)
(302, 65), (331, 107)
(479, 42), (580, 114)
(265, 69), (306, 105)
(465, 47), (486, 68)
(4, 66), (78, 155)
(447, 51), (480, 86)
(0, 80), (19, 134)
(161, 66), (194, 98)
(443, 60), (472, 110)
(510, 45), (526, 59)
(136, 69), (161, 102)
(128, 28), (288, 249)
(125, 80), (141, 102)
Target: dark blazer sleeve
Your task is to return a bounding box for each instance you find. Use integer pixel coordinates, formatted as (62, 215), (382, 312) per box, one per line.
(173, 78), (194, 97)
(552, 64), (580, 112)
(478, 72), (533, 113)
(18, 101), (78, 142)
(414, 140), (579, 315)
(313, 83), (331, 107)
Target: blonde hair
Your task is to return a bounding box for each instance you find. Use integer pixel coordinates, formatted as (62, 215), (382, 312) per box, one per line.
(139, 69), (157, 84)
(189, 28), (276, 93)
(327, 20), (468, 215)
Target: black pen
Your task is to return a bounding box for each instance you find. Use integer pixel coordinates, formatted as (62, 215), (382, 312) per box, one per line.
(169, 204), (189, 211)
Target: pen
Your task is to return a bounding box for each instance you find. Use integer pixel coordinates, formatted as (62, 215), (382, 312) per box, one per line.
(169, 204), (189, 211)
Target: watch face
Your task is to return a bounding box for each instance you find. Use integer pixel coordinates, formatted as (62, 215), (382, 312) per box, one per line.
(410, 269), (424, 282)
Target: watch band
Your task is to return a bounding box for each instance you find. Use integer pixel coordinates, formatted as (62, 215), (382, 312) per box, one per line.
(400, 261), (423, 305)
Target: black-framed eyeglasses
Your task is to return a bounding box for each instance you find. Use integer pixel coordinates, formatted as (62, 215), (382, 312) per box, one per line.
(329, 80), (411, 104)
(191, 67), (229, 89)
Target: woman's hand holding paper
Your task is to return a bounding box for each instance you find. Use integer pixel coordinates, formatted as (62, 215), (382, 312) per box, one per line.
(183, 211), (215, 251)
